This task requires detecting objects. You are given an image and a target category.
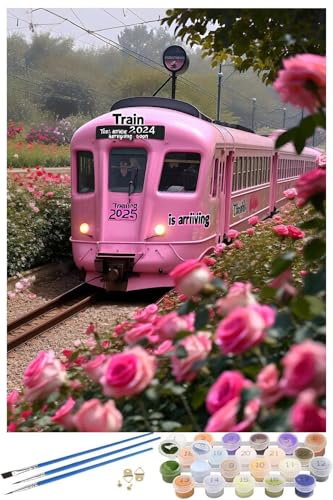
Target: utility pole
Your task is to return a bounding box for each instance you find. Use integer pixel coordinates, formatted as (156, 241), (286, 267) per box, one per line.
(251, 98), (256, 131)
(282, 107), (287, 129)
(216, 63), (223, 121)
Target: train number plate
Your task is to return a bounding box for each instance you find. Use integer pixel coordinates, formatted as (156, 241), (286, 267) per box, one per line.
(96, 125), (165, 140)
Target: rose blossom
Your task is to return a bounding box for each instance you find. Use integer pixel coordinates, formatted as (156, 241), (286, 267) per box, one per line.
(273, 224), (289, 237)
(171, 334), (212, 382)
(248, 216), (259, 226)
(154, 340), (174, 356)
(247, 228), (255, 236)
(234, 240), (243, 249)
(134, 303), (158, 323)
(51, 397), (76, 430)
(100, 346), (156, 398)
(227, 229), (240, 240)
(23, 351), (66, 402)
(214, 243), (226, 255)
(73, 399), (122, 432)
(283, 188), (298, 200)
(124, 322), (159, 345)
(274, 54), (326, 112)
(216, 282), (257, 315)
(272, 214), (283, 224)
(290, 390), (326, 432)
(205, 397), (260, 432)
(202, 256), (216, 266)
(170, 260), (212, 297)
(281, 340), (326, 396)
(256, 364), (283, 407)
(296, 168), (326, 206)
(85, 322), (96, 335)
(287, 225), (305, 239)
(154, 311), (195, 340)
(7, 390), (20, 412)
(206, 371), (251, 414)
(215, 304), (275, 354)
(83, 354), (107, 383)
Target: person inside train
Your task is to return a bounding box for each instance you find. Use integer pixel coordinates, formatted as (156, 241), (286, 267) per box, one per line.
(113, 160), (132, 188)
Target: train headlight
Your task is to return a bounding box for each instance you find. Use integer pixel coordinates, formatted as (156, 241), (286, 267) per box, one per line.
(80, 223), (90, 234)
(154, 224), (166, 236)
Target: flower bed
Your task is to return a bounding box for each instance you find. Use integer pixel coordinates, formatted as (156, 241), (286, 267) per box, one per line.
(7, 140), (70, 168)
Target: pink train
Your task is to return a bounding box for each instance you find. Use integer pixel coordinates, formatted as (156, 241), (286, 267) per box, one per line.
(70, 97), (319, 291)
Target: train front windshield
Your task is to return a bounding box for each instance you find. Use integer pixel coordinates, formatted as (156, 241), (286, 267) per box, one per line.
(109, 148), (147, 193)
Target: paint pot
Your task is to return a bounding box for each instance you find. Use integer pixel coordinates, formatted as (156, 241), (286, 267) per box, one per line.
(209, 446), (228, 467)
(279, 457), (302, 481)
(178, 447), (196, 468)
(194, 433), (215, 444)
(233, 474), (256, 498)
(249, 433), (270, 455)
(222, 433), (241, 455)
(204, 474), (225, 498)
(249, 457), (271, 481)
(167, 434), (188, 448)
(191, 440), (212, 460)
(220, 458), (240, 482)
(160, 460), (181, 483)
(309, 457), (332, 482)
(264, 446), (286, 469)
(235, 446), (257, 470)
(264, 473), (285, 498)
(159, 439), (180, 458)
(277, 433), (298, 455)
(294, 447), (314, 467)
(173, 475), (195, 498)
(304, 434), (327, 457)
(294, 474), (316, 497)
(190, 460), (211, 483)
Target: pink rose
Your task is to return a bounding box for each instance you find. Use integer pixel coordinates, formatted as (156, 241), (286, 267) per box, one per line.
(214, 243), (226, 255)
(227, 229), (240, 240)
(205, 397), (260, 432)
(252, 304), (276, 328)
(287, 225), (305, 239)
(215, 305), (275, 354)
(300, 270), (308, 278)
(234, 240), (243, 249)
(296, 168), (326, 206)
(206, 371), (251, 414)
(247, 228), (255, 236)
(273, 224), (289, 237)
(154, 340), (174, 356)
(248, 216), (259, 226)
(83, 354), (107, 383)
(202, 256), (216, 266)
(7, 291), (16, 299)
(134, 304), (158, 323)
(171, 334), (212, 382)
(290, 390), (326, 432)
(100, 346), (156, 398)
(281, 340), (326, 396)
(170, 260), (212, 296)
(283, 188), (298, 200)
(317, 153), (326, 168)
(73, 399), (122, 432)
(7, 390), (20, 412)
(256, 364), (283, 407)
(154, 312), (195, 341)
(114, 320), (131, 337)
(216, 282), (257, 315)
(274, 54), (326, 112)
(23, 351), (66, 402)
(51, 397), (76, 430)
(85, 322), (96, 335)
(272, 214), (283, 224)
(124, 322), (159, 345)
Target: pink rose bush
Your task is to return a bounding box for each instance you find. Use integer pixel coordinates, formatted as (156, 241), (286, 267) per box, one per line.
(170, 260), (212, 296)
(171, 333), (212, 382)
(73, 399), (122, 432)
(284, 188), (297, 200)
(23, 351), (67, 402)
(296, 168), (326, 206)
(290, 390), (326, 432)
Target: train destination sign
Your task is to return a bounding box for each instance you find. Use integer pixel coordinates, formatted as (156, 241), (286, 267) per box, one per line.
(96, 125), (165, 140)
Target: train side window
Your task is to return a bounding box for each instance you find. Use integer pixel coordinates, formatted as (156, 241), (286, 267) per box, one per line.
(263, 158), (267, 183)
(232, 161), (237, 191)
(267, 158), (271, 182)
(77, 151), (94, 193)
(212, 158), (219, 197)
(242, 158), (247, 188)
(159, 152), (200, 193)
(237, 157), (243, 190)
(247, 158), (252, 187)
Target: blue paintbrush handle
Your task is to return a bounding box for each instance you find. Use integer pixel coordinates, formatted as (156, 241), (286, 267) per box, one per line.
(38, 432), (153, 467)
(44, 437), (160, 476)
(37, 447), (153, 486)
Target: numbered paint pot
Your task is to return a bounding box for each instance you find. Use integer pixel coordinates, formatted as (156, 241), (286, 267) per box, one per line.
(173, 475), (195, 498)
(294, 474), (316, 497)
(221, 433), (241, 455)
(304, 433), (327, 457)
(235, 446), (257, 470)
(204, 474), (225, 498)
(190, 460), (211, 483)
(178, 447), (196, 468)
(309, 456), (332, 482)
(294, 447), (314, 467)
(191, 440), (212, 460)
(233, 474), (256, 498)
(277, 433), (298, 455)
(249, 457), (271, 481)
(167, 434), (188, 447)
(220, 458), (240, 482)
(159, 439), (180, 458)
(249, 433), (270, 455)
(209, 446), (228, 467)
(264, 446), (286, 469)
(160, 460), (181, 483)
(264, 473), (285, 498)
(194, 433), (215, 444)
(279, 457), (302, 481)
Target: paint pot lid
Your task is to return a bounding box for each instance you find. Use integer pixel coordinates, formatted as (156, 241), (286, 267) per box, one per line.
(277, 433), (298, 453)
(191, 440), (212, 459)
(264, 446), (286, 466)
(295, 474), (316, 493)
(222, 433), (241, 451)
(204, 474), (225, 494)
(294, 447), (314, 461)
(279, 458), (302, 478)
(191, 460), (211, 475)
(178, 446), (195, 461)
(159, 439), (180, 458)
(194, 433), (214, 444)
(249, 457), (271, 478)
(209, 446), (229, 464)
(173, 474), (195, 494)
(166, 433), (187, 447)
(305, 433), (327, 452)
(235, 446), (257, 464)
(264, 473), (286, 493)
(160, 460), (181, 477)
(220, 458), (241, 478)
(233, 474), (256, 494)
(309, 457), (332, 477)
(250, 433), (270, 451)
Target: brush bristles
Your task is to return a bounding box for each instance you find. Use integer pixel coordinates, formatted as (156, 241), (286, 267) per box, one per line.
(1, 472), (13, 479)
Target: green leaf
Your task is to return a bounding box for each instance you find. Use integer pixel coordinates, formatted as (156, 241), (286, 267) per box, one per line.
(291, 295), (325, 320)
(175, 345), (188, 359)
(299, 218), (325, 231)
(236, 387), (260, 422)
(303, 238), (326, 262)
(303, 268), (326, 295)
(190, 386), (208, 410)
(271, 251), (296, 277)
(269, 310), (294, 338)
(194, 307), (210, 329)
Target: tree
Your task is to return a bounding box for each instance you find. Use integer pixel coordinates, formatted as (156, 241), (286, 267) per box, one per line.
(24, 33), (74, 68)
(118, 25), (177, 63)
(40, 80), (96, 118)
(163, 9), (325, 83)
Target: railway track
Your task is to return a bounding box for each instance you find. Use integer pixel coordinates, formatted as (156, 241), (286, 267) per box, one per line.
(7, 283), (100, 352)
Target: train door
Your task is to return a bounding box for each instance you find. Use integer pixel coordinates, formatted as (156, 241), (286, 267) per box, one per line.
(216, 150), (227, 243)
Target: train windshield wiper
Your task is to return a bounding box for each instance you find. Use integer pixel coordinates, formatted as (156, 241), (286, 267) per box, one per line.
(128, 167), (138, 198)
